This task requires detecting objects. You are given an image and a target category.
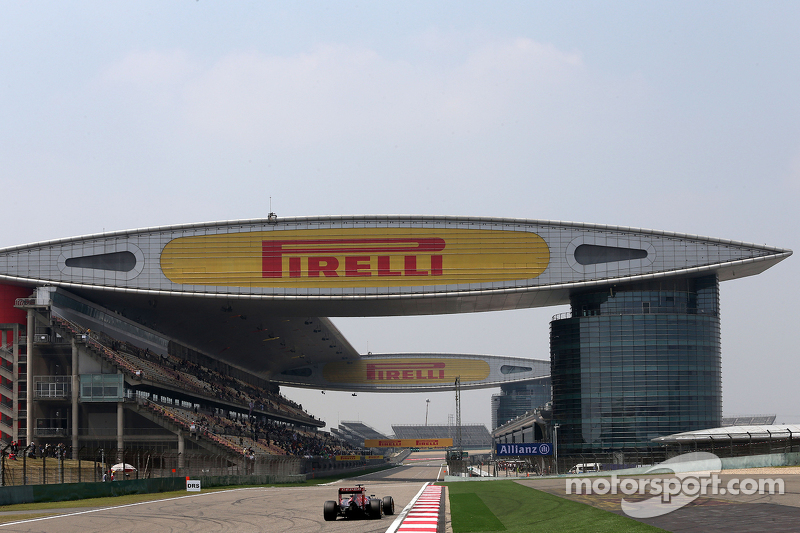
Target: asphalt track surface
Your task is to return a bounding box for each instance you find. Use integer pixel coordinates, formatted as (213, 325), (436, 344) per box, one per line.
(0, 454), (445, 533)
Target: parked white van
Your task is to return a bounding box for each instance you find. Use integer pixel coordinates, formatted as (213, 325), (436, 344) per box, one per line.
(568, 463), (601, 474)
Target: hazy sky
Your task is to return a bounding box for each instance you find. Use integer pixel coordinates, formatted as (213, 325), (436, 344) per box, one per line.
(2, 2), (798, 435)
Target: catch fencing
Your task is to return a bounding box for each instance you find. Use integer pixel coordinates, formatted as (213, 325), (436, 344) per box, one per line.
(0, 448), (304, 487)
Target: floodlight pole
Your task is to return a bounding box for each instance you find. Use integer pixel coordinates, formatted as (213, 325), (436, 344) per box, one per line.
(425, 398), (430, 426)
(455, 377), (462, 456)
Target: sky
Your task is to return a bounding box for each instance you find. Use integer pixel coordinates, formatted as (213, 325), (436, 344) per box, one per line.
(1, 1), (799, 435)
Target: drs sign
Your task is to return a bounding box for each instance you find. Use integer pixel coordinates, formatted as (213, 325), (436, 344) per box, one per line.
(186, 479), (201, 492)
(495, 443), (553, 457)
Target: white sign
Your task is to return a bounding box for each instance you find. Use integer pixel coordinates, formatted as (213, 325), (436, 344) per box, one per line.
(186, 479), (201, 492)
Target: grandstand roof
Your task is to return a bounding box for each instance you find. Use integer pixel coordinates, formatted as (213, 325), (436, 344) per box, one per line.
(491, 408), (548, 438)
(652, 425), (800, 444)
(721, 415), (777, 426)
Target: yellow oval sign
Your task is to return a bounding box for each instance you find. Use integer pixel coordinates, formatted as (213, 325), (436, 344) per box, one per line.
(160, 228), (549, 288)
(322, 358), (491, 385)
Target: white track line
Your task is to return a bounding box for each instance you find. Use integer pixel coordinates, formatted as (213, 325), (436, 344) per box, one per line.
(384, 482), (430, 533)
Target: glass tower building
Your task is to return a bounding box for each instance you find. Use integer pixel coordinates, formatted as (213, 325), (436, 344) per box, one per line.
(491, 376), (552, 430)
(550, 275), (722, 453)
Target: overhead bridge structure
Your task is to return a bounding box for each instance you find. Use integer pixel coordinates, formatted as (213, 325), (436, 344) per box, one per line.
(0, 215), (790, 452)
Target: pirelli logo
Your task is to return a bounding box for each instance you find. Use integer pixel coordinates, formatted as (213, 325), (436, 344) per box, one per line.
(366, 362), (445, 381)
(323, 357), (491, 385)
(159, 227), (550, 289)
(262, 238), (445, 279)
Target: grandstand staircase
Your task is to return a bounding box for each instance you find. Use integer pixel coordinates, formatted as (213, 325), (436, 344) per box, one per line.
(130, 401), (243, 458)
(49, 315), (322, 430)
(45, 317), (258, 460)
(0, 349), (13, 382)
(0, 343), (15, 439)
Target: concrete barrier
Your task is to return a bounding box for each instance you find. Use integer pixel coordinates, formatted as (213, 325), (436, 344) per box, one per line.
(0, 477), (185, 506)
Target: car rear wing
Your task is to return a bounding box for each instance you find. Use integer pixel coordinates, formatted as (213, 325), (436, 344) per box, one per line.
(338, 487), (366, 494)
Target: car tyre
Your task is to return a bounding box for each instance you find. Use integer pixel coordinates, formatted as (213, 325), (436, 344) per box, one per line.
(323, 500), (337, 521)
(369, 498), (382, 518)
(382, 496), (394, 515)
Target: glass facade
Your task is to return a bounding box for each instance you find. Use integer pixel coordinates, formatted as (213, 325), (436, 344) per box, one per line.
(80, 374), (125, 402)
(492, 376), (551, 429)
(551, 275), (721, 453)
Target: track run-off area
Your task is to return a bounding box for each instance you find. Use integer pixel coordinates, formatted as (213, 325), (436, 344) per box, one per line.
(0, 453), (447, 533)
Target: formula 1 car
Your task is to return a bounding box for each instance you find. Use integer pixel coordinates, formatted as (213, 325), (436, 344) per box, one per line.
(323, 484), (395, 521)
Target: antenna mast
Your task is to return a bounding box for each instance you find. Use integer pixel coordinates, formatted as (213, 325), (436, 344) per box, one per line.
(268, 196), (278, 223)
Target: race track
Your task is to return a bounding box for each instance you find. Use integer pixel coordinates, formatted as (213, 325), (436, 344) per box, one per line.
(0, 454), (446, 533)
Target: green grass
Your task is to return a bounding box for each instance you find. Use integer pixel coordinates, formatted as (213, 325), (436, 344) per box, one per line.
(0, 487), (232, 514)
(449, 492), (506, 532)
(0, 513), (62, 525)
(444, 481), (666, 533)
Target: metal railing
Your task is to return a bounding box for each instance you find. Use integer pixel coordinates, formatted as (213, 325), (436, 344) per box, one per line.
(34, 427), (68, 438)
(33, 376), (71, 399)
(34, 418), (69, 438)
(75, 427), (175, 437)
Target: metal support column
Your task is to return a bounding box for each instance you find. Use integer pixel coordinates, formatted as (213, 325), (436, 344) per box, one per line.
(455, 377), (462, 454)
(117, 401), (124, 462)
(72, 339), (79, 458)
(177, 431), (185, 470)
(25, 310), (34, 446)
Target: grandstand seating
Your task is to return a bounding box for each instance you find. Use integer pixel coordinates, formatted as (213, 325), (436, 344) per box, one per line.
(392, 424), (492, 447)
(340, 421), (387, 440)
(49, 314), (352, 459)
(52, 314), (314, 424)
(330, 421), (389, 449)
(331, 427), (364, 449)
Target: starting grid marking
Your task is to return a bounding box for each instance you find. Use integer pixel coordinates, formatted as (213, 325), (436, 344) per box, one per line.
(392, 484), (443, 533)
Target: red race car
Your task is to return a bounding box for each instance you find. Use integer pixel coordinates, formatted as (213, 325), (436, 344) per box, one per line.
(323, 484), (395, 521)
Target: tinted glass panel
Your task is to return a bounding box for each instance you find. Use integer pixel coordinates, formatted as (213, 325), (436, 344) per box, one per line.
(65, 251), (136, 272)
(574, 244), (648, 265)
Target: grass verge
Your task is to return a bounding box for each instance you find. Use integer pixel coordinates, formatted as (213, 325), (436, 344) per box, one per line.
(444, 480), (665, 533)
(0, 513), (62, 525)
(449, 492), (506, 532)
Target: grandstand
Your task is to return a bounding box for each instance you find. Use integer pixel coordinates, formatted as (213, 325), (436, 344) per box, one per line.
(392, 424), (492, 448)
(8, 290), (358, 463)
(722, 415), (777, 426)
(332, 421), (388, 449)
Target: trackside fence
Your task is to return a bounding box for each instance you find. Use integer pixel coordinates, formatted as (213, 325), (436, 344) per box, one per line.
(0, 448), (400, 505)
(0, 448), (307, 487)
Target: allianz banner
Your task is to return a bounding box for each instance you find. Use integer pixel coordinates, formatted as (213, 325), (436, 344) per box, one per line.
(495, 443), (553, 456)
